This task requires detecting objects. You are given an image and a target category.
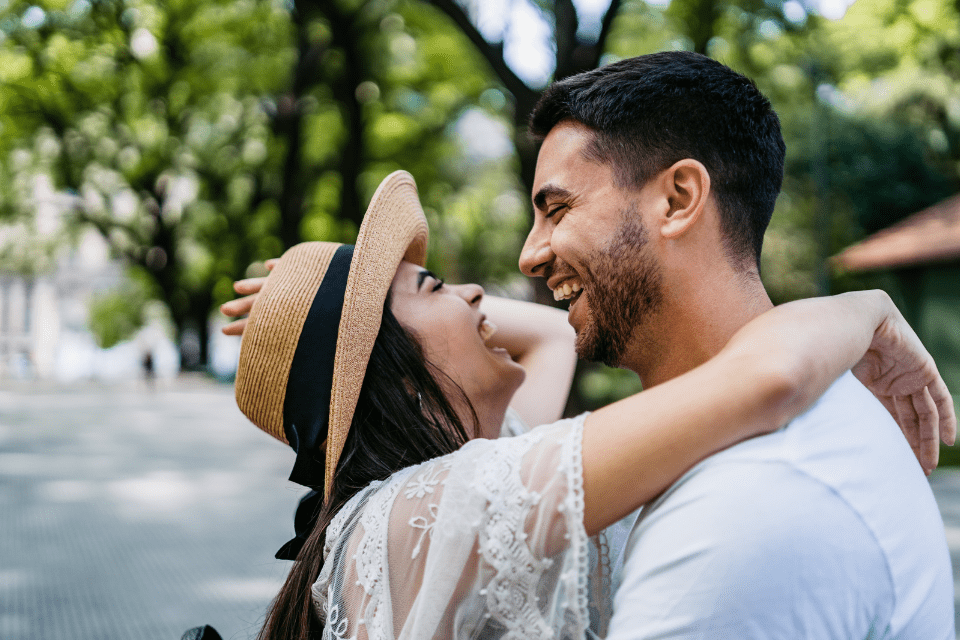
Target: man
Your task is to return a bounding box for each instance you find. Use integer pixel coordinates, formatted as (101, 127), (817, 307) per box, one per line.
(518, 51), (954, 638)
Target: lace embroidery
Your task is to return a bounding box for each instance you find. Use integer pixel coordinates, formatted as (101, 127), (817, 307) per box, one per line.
(313, 415), (592, 640)
(408, 502), (439, 559)
(563, 415), (590, 633)
(350, 465), (416, 639)
(404, 464), (446, 499)
(474, 430), (556, 639)
(325, 602), (351, 640)
(329, 484), (379, 556)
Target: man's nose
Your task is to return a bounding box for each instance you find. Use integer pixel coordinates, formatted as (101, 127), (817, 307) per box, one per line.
(519, 225), (554, 277)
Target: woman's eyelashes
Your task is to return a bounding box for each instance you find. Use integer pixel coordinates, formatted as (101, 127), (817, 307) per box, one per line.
(431, 278), (445, 292)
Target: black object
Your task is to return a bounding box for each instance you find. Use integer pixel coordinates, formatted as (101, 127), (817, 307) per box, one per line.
(275, 488), (324, 561)
(284, 244), (354, 489)
(181, 625), (223, 640)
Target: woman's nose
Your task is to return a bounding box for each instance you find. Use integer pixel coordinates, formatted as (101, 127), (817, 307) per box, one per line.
(457, 283), (484, 306)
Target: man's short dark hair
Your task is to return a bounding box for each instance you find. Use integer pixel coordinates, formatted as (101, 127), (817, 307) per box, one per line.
(529, 51), (785, 269)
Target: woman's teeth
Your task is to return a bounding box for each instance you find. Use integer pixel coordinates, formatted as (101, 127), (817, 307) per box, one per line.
(553, 281), (582, 301)
(479, 319), (498, 342)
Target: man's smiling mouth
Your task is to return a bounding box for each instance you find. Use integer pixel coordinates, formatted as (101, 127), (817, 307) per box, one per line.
(551, 280), (583, 302)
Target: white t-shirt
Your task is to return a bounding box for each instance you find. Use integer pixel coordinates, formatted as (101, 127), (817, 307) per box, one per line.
(608, 372), (954, 639)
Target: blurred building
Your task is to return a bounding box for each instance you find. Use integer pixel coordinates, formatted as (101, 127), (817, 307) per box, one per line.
(0, 228), (118, 379)
(0, 175), (181, 381)
(834, 194), (960, 393)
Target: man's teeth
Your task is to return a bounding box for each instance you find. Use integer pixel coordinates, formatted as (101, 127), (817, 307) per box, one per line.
(479, 319), (498, 342)
(552, 282), (582, 301)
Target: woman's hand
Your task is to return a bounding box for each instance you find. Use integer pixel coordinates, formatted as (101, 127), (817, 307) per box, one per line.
(851, 295), (956, 471)
(220, 259), (277, 335)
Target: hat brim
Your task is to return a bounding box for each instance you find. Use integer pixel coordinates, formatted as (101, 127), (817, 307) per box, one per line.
(323, 170), (429, 495)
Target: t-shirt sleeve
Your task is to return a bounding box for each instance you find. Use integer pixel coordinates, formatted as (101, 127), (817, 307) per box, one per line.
(607, 461), (893, 640)
(313, 414), (595, 640)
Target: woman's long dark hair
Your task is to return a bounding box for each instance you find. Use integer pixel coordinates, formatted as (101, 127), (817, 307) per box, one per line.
(258, 292), (477, 640)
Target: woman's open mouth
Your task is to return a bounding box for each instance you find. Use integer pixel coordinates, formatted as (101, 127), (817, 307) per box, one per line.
(478, 317), (497, 342)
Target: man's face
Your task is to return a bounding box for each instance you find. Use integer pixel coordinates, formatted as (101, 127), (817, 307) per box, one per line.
(520, 121), (664, 367)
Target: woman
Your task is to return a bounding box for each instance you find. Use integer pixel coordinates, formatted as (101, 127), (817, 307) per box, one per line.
(221, 171), (953, 640)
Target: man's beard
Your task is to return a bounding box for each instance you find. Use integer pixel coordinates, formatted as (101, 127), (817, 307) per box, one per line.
(575, 209), (664, 368)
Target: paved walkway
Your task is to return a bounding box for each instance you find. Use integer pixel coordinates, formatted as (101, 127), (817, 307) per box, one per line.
(2, 380), (959, 639)
(1, 380), (299, 640)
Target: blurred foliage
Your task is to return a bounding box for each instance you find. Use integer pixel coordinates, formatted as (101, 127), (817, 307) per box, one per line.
(87, 277), (151, 348)
(0, 0), (296, 367)
(2, 0), (960, 411)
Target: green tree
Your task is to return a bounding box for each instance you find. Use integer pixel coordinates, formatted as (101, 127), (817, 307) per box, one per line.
(0, 0), (295, 367)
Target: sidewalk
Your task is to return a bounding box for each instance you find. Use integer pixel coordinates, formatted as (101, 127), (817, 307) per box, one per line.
(2, 381), (959, 639)
(0, 381), (299, 640)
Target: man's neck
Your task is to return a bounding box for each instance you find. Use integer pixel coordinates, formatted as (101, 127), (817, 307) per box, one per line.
(624, 278), (773, 388)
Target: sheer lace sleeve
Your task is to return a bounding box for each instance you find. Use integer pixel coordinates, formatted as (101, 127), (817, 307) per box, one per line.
(311, 414), (592, 640)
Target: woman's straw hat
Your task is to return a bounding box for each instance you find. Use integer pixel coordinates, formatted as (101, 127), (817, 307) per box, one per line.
(235, 170), (428, 498)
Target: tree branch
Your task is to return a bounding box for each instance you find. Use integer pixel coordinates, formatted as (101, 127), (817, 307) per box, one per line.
(426, 0), (538, 106)
(595, 0), (623, 58)
(554, 0), (579, 79)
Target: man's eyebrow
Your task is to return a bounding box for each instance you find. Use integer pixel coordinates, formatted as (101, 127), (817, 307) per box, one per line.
(416, 269), (437, 290)
(533, 184), (574, 211)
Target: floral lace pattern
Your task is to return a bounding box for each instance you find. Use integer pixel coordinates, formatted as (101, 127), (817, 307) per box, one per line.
(312, 414), (593, 640)
(403, 458), (452, 500)
(474, 430), (556, 638)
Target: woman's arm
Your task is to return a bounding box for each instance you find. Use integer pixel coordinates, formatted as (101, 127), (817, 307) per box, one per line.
(479, 295), (576, 427)
(581, 290), (956, 535)
(223, 270), (578, 429)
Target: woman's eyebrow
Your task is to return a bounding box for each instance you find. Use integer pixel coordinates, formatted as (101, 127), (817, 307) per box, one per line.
(416, 269), (437, 290)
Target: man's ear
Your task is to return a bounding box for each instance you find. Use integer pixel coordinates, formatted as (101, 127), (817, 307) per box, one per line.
(659, 159), (710, 240)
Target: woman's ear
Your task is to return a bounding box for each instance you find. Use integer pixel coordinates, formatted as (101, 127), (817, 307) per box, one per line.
(660, 159), (710, 240)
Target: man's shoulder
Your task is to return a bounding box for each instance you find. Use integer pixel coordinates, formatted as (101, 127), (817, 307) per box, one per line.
(614, 373), (954, 640)
(684, 372), (914, 475)
(612, 461), (897, 639)
(637, 371), (944, 559)
(633, 457), (871, 545)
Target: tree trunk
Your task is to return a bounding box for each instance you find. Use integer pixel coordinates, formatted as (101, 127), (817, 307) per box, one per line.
(325, 0), (366, 228)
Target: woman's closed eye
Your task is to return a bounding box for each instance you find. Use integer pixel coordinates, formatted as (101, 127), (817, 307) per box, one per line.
(416, 269), (444, 293)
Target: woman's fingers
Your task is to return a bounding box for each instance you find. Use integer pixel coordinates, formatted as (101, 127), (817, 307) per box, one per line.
(233, 276), (267, 295)
(222, 318), (248, 336)
(219, 261), (278, 336)
(912, 387), (939, 474)
(220, 293), (258, 318)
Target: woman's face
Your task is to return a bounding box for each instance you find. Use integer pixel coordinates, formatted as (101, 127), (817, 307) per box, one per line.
(389, 261), (525, 436)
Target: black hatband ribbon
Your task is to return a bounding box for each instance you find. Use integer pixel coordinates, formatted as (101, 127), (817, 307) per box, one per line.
(276, 243), (353, 560)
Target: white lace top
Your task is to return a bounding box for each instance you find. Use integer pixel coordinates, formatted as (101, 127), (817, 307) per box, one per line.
(310, 413), (596, 639)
